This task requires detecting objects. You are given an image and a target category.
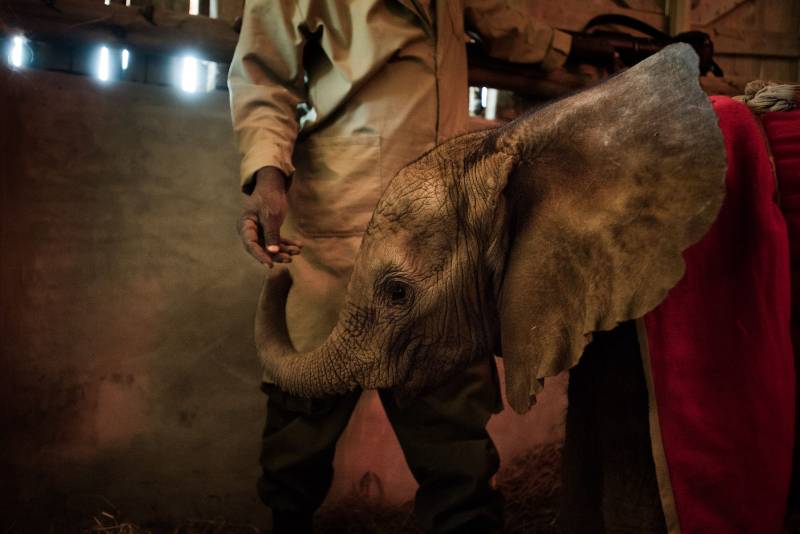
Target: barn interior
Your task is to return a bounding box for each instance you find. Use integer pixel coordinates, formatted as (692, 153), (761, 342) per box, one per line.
(1, 0), (799, 532)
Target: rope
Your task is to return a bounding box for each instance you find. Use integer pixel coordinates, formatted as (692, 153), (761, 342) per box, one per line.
(733, 80), (799, 114)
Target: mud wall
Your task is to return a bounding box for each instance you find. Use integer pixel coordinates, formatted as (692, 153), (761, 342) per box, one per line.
(0, 67), (566, 529)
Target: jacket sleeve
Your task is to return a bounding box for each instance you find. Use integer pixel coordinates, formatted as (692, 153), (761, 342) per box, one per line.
(464, 0), (572, 71)
(228, 0), (308, 191)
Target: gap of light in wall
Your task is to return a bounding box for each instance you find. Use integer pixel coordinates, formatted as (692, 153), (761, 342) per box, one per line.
(104, 0), (111, 5)
(121, 49), (130, 70)
(209, 0), (218, 18)
(188, 0), (200, 15)
(480, 87), (488, 108)
(205, 61), (217, 92)
(125, 0), (131, 5)
(468, 86), (479, 116)
(484, 88), (498, 120)
(181, 55), (199, 93)
(97, 46), (111, 82)
(9, 35), (25, 68)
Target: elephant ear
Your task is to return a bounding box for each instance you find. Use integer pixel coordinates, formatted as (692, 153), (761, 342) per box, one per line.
(493, 44), (726, 413)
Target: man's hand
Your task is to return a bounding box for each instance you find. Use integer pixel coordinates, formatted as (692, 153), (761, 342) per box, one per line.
(239, 166), (303, 267)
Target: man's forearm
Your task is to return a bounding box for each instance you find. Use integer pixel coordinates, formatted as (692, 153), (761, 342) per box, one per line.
(228, 0), (307, 191)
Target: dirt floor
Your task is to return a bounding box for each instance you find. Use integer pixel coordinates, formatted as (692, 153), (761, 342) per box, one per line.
(16, 443), (562, 534)
(13, 441), (800, 533)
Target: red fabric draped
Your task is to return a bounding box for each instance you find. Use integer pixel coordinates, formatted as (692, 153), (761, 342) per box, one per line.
(762, 107), (800, 515)
(762, 109), (800, 355)
(643, 97), (794, 534)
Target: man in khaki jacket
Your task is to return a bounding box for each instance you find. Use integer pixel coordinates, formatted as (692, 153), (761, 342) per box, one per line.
(229, 1), (571, 532)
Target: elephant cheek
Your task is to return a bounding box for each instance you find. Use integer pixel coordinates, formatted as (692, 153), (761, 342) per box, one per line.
(351, 343), (411, 391)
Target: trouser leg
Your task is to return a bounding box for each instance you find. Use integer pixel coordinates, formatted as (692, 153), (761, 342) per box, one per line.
(257, 383), (361, 533)
(560, 342), (604, 534)
(560, 322), (666, 534)
(381, 356), (504, 534)
(594, 322), (665, 534)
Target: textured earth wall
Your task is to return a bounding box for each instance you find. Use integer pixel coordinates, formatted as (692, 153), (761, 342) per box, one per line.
(0, 67), (566, 530)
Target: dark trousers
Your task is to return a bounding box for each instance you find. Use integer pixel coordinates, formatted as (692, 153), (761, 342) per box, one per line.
(560, 321), (666, 534)
(257, 356), (504, 534)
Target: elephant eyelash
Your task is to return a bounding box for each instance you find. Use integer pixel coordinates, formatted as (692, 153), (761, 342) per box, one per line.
(374, 264), (402, 289)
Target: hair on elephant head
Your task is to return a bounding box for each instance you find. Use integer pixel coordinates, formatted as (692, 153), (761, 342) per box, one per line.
(255, 43), (727, 413)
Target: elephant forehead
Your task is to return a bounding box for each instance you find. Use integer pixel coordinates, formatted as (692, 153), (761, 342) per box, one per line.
(365, 220), (440, 257)
(359, 218), (452, 278)
(369, 201), (458, 251)
(369, 211), (454, 261)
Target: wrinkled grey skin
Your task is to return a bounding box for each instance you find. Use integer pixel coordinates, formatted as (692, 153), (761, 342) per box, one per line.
(255, 44), (727, 413)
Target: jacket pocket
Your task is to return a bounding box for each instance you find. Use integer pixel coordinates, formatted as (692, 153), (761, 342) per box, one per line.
(289, 135), (382, 237)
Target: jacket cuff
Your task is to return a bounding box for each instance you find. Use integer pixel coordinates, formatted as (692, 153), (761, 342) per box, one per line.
(541, 30), (572, 71)
(240, 144), (296, 193)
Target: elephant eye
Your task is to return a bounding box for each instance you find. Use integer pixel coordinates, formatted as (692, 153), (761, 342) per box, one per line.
(386, 280), (410, 306)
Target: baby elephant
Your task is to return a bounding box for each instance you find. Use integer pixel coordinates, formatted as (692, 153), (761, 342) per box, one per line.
(255, 42), (730, 533)
(255, 43), (726, 412)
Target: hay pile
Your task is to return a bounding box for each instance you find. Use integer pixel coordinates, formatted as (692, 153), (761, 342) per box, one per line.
(84, 513), (262, 534)
(495, 443), (562, 533)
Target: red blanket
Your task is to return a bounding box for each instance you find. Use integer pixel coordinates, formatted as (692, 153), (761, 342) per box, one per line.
(762, 107), (800, 515)
(762, 109), (800, 355)
(642, 97), (795, 534)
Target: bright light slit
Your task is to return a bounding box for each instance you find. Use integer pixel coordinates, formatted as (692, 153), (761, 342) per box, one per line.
(121, 49), (130, 70)
(181, 56), (198, 93)
(9, 35), (25, 68)
(98, 46), (111, 81)
(485, 88), (498, 120)
(205, 62), (217, 92)
(188, 0), (199, 15)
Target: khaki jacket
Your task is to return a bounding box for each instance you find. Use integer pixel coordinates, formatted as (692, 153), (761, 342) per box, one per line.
(229, 0), (571, 355)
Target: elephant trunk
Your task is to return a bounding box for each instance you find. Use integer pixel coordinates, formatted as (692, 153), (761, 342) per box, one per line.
(254, 269), (359, 397)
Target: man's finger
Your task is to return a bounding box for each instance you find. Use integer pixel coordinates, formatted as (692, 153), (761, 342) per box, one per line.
(239, 219), (262, 248)
(240, 218), (273, 266)
(281, 237), (303, 248)
(238, 212), (258, 237)
(262, 212), (282, 253)
(280, 244), (302, 255)
(245, 240), (273, 267)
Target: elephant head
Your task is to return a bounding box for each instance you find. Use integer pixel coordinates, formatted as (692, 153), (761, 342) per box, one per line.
(255, 44), (727, 413)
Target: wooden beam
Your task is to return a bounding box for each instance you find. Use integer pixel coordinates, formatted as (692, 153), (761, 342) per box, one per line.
(690, 0), (751, 27)
(527, 3), (667, 33)
(710, 30), (800, 58)
(0, 0), (238, 63)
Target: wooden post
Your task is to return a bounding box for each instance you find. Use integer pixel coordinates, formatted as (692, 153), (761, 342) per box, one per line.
(666, 0), (692, 36)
